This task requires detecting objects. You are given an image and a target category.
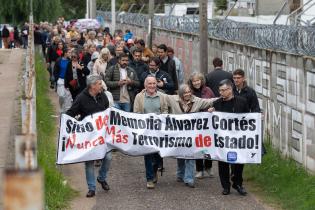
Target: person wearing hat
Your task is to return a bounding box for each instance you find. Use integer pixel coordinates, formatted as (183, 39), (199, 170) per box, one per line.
(66, 74), (112, 198)
(87, 51), (100, 72)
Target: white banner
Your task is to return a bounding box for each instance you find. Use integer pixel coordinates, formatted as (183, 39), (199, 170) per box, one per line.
(57, 108), (262, 164)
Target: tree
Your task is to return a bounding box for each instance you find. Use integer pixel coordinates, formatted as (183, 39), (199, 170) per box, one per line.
(214, 0), (227, 11)
(0, 0), (62, 25)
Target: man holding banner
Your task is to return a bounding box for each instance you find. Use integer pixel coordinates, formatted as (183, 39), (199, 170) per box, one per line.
(66, 75), (112, 198)
(133, 75), (169, 189)
(210, 79), (249, 196)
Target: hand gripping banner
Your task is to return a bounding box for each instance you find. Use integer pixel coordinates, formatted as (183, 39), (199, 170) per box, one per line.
(57, 107), (262, 164)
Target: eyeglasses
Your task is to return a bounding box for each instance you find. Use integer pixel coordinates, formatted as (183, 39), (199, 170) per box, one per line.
(219, 87), (231, 92)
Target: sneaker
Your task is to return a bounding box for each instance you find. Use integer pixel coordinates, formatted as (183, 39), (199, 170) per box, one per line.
(205, 168), (214, 178)
(176, 177), (184, 182)
(97, 177), (110, 191)
(185, 182), (195, 188)
(195, 171), (204, 179)
(86, 190), (95, 197)
(147, 181), (155, 189)
(222, 188), (230, 195)
(232, 184), (247, 196)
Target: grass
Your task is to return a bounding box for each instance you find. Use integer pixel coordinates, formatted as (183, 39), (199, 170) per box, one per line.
(36, 53), (76, 209)
(245, 143), (315, 210)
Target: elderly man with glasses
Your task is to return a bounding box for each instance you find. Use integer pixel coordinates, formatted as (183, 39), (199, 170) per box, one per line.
(209, 79), (249, 196)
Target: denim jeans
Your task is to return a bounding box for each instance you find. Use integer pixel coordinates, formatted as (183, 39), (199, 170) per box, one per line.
(144, 153), (161, 181)
(177, 159), (195, 184)
(85, 152), (112, 191)
(114, 102), (131, 112)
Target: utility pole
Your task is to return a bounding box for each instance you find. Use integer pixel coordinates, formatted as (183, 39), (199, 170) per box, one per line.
(86, 0), (89, 18)
(111, 0), (116, 35)
(90, 0), (96, 19)
(148, 0), (154, 49)
(199, 0), (208, 74)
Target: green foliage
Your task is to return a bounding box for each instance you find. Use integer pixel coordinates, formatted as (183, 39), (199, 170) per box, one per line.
(0, 0), (62, 25)
(214, 0), (227, 11)
(60, 0), (86, 20)
(36, 53), (76, 209)
(245, 143), (315, 210)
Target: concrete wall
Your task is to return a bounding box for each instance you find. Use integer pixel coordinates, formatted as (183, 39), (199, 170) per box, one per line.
(118, 23), (315, 172)
(256, 0), (290, 15)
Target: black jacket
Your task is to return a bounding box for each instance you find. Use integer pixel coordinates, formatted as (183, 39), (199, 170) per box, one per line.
(46, 43), (62, 63)
(107, 57), (118, 69)
(65, 61), (90, 99)
(213, 96), (249, 113)
(140, 69), (175, 94)
(205, 68), (233, 97)
(105, 64), (140, 106)
(128, 60), (149, 80)
(233, 84), (260, 112)
(159, 56), (178, 91)
(66, 88), (109, 120)
(1, 27), (9, 38)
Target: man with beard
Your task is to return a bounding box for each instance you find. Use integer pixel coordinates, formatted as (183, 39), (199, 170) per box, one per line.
(105, 53), (140, 112)
(129, 48), (149, 92)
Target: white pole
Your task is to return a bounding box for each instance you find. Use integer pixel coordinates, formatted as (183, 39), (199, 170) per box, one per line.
(86, 0), (89, 18)
(111, 0), (116, 34)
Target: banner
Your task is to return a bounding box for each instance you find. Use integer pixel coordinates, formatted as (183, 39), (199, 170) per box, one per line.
(57, 108), (262, 164)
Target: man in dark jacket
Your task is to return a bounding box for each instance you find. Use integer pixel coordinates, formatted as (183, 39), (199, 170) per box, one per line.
(129, 48), (149, 80)
(66, 75), (112, 198)
(206, 57), (233, 97)
(233, 68), (266, 156)
(211, 79), (249, 196)
(157, 44), (178, 92)
(140, 57), (174, 95)
(105, 53), (140, 112)
(233, 69), (260, 112)
(1, 25), (10, 49)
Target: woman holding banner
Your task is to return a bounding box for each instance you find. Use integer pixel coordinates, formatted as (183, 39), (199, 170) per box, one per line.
(188, 72), (216, 179)
(166, 84), (217, 188)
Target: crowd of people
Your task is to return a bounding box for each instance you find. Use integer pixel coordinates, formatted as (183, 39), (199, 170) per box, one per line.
(31, 18), (261, 198)
(0, 23), (30, 49)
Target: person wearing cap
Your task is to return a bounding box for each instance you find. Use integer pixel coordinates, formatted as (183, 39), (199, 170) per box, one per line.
(66, 74), (112, 198)
(123, 29), (133, 41)
(87, 51), (100, 73)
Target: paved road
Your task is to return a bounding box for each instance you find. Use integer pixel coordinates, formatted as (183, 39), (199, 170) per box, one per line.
(0, 49), (24, 209)
(61, 152), (273, 210)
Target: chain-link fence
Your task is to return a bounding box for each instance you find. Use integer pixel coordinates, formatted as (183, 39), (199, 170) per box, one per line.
(97, 11), (315, 56)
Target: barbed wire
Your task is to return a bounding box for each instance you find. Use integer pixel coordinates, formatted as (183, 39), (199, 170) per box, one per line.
(97, 11), (315, 56)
